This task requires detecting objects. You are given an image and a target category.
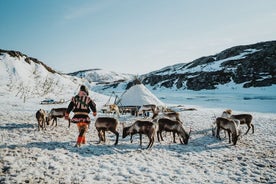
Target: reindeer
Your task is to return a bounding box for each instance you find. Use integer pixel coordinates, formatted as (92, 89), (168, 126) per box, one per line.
(108, 104), (121, 118)
(137, 104), (158, 118)
(156, 118), (190, 144)
(95, 117), (119, 145)
(222, 109), (254, 135)
(215, 117), (240, 145)
(152, 110), (180, 121)
(48, 108), (70, 127)
(35, 109), (48, 131)
(102, 104), (121, 118)
(122, 120), (157, 149)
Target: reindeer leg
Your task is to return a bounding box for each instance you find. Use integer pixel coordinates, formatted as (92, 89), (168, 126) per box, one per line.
(178, 133), (184, 144)
(160, 131), (164, 141)
(173, 132), (176, 143)
(146, 132), (154, 149)
(139, 133), (142, 147)
(216, 127), (221, 140)
(130, 134), (133, 143)
(146, 136), (151, 149)
(97, 130), (102, 144)
(111, 130), (119, 145)
(227, 131), (231, 143)
(103, 131), (106, 142)
(244, 124), (251, 135)
(157, 131), (161, 142)
(38, 121), (40, 131)
(147, 137), (153, 149)
(150, 136), (154, 148)
(251, 124), (254, 134)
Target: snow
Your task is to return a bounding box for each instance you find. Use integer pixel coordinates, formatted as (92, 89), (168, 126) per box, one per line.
(151, 48), (261, 75)
(0, 97), (275, 183)
(1, 50), (275, 183)
(71, 68), (134, 83)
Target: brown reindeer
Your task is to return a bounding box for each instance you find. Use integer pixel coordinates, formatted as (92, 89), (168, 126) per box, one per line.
(48, 108), (71, 127)
(222, 109), (254, 135)
(122, 120), (157, 149)
(156, 118), (190, 144)
(95, 117), (119, 145)
(137, 104), (158, 118)
(215, 117), (240, 145)
(152, 110), (180, 121)
(35, 109), (48, 131)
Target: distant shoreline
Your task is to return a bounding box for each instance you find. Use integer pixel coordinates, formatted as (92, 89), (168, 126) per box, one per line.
(155, 90), (276, 113)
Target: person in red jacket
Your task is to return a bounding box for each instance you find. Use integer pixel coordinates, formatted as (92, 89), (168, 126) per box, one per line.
(65, 85), (97, 147)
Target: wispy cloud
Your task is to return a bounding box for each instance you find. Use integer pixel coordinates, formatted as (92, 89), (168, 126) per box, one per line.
(64, 1), (114, 20)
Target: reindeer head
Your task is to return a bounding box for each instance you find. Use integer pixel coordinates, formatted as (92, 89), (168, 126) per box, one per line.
(222, 109), (232, 117)
(122, 126), (131, 138)
(232, 134), (239, 145)
(180, 127), (191, 145)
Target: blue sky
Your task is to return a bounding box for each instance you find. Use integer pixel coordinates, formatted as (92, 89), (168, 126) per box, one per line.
(1, 0), (276, 74)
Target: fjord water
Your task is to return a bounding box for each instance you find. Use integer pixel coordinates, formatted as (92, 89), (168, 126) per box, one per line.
(155, 89), (276, 113)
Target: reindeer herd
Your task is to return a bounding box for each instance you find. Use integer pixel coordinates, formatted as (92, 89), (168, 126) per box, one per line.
(35, 108), (70, 131)
(212, 109), (254, 145)
(36, 105), (254, 149)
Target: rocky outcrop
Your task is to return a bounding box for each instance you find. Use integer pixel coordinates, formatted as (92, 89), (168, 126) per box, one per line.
(141, 40), (276, 90)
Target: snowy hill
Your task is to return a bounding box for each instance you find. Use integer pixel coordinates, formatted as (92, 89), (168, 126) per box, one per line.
(93, 41), (276, 92)
(68, 68), (134, 85)
(0, 49), (109, 108)
(142, 40), (276, 90)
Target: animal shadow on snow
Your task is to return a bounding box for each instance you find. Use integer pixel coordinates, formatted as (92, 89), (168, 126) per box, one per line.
(24, 141), (124, 157)
(154, 127), (229, 154)
(0, 123), (34, 130)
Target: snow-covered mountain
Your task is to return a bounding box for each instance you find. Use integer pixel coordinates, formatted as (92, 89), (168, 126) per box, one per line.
(142, 40), (276, 90)
(1, 40), (276, 106)
(93, 41), (276, 92)
(68, 69), (134, 84)
(0, 49), (109, 107)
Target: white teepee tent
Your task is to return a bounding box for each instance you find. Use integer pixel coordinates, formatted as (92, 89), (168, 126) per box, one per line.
(117, 84), (165, 107)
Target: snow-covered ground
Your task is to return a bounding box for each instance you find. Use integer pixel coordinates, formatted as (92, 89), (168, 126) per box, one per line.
(0, 95), (275, 183)
(0, 52), (275, 183)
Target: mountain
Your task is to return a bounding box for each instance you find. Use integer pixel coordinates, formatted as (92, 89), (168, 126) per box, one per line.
(92, 40), (276, 91)
(68, 68), (134, 87)
(0, 49), (109, 106)
(141, 41), (276, 90)
(1, 40), (275, 99)
(68, 68), (135, 93)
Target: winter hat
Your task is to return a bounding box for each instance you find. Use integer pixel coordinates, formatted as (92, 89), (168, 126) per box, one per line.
(80, 85), (89, 95)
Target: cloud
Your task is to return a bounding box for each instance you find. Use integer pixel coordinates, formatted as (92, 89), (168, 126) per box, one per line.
(64, 1), (114, 20)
